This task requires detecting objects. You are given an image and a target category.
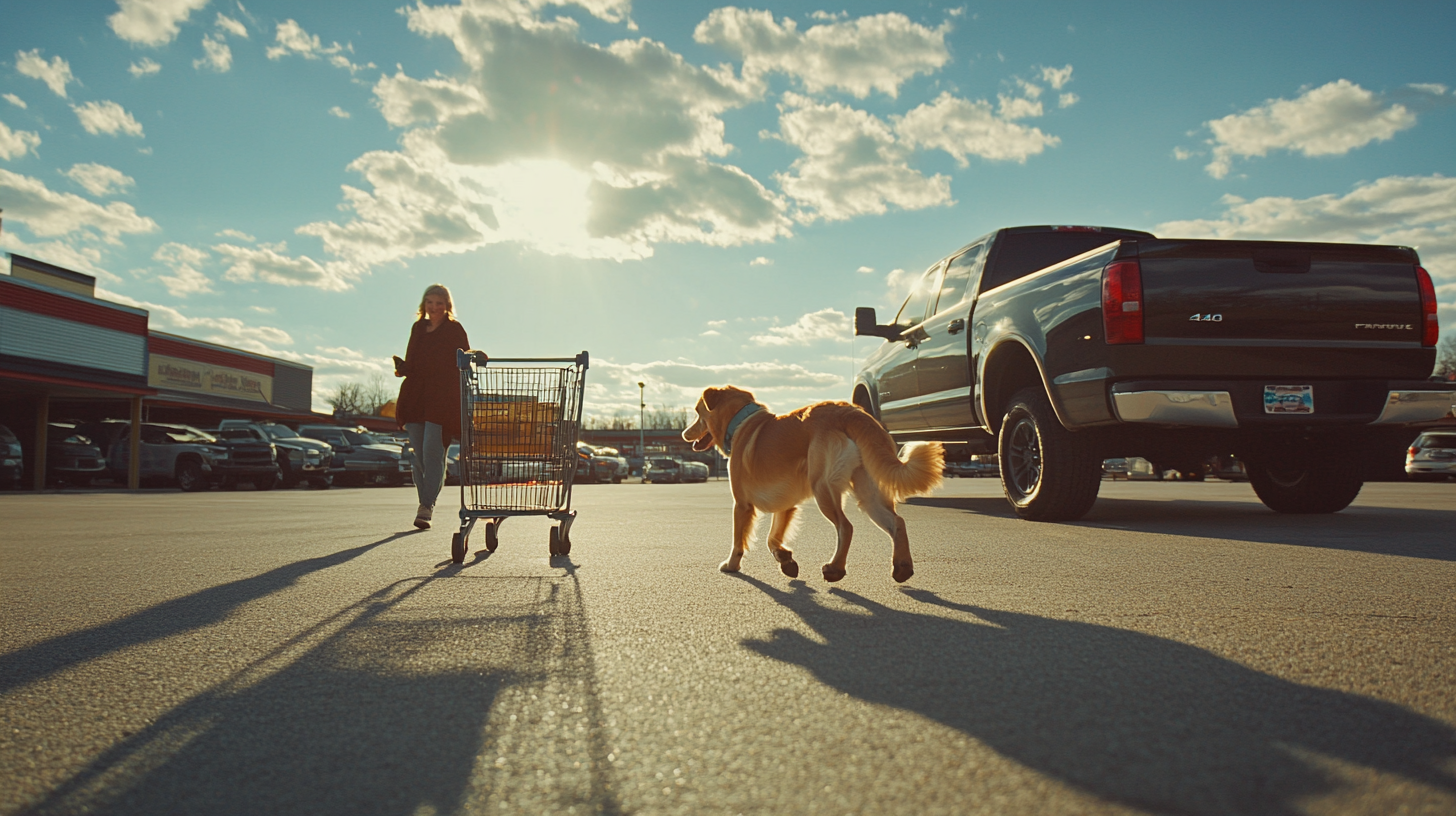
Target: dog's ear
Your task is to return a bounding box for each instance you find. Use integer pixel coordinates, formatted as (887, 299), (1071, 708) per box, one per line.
(702, 387), (727, 412)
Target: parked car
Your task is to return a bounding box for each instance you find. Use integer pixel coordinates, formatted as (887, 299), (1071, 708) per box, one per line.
(680, 459), (710, 482)
(1406, 430), (1456, 481)
(1207, 454), (1249, 482)
(204, 427), (283, 489)
(643, 456), (708, 484)
(46, 423), (107, 487)
(946, 456), (1000, 477)
(445, 442), (460, 485)
(217, 420), (334, 488)
(80, 420), (226, 492)
(297, 425), (412, 486)
(575, 442), (624, 484)
(0, 424), (23, 489)
(852, 224), (1453, 519)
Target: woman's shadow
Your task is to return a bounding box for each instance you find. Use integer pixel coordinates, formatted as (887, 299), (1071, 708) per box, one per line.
(735, 575), (1455, 815)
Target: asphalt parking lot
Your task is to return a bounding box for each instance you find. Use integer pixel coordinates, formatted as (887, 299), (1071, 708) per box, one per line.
(2, 478), (1453, 815)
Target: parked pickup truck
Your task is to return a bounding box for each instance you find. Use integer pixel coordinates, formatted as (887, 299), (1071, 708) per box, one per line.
(216, 420), (334, 488)
(853, 225), (1454, 520)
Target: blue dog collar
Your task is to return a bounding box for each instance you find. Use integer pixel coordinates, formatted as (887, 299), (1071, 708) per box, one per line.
(722, 403), (764, 455)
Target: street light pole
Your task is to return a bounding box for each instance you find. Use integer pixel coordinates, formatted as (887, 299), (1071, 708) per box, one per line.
(637, 381), (645, 484)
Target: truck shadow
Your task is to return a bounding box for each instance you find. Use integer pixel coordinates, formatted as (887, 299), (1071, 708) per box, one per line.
(735, 576), (1456, 815)
(24, 573), (622, 816)
(0, 532), (412, 695)
(905, 495), (1456, 561)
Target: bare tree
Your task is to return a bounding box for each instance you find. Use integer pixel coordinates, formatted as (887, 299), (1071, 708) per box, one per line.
(1435, 334), (1456, 378)
(583, 404), (694, 430)
(327, 382), (366, 415)
(360, 373), (394, 415)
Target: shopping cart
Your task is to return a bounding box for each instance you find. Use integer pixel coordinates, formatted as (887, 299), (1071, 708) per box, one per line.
(451, 349), (589, 563)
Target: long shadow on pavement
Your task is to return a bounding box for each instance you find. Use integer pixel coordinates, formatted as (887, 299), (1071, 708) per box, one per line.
(0, 532), (415, 695)
(22, 571), (622, 816)
(907, 494), (1456, 561)
(736, 575), (1456, 815)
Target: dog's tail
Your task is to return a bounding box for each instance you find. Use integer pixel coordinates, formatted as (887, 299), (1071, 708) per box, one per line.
(845, 411), (944, 502)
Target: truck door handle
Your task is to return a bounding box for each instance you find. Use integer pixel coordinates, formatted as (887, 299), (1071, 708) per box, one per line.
(948, 319), (965, 334)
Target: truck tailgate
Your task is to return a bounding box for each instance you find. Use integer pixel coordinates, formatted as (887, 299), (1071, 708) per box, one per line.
(1138, 240), (1424, 348)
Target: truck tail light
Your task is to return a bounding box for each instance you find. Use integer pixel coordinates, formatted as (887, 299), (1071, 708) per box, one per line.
(1416, 266), (1438, 347)
(1102, 260), (1144, 344)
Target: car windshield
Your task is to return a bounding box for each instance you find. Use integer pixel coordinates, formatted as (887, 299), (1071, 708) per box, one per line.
(596, 446), (619, 456)
(649, 458), (678, 468)
(264, 425), (301, 439)
(215, 429), (256, 441)
(1418, 433), (1456, 448)
(343, 430), (373, 446)
(151, 425), (217, 444)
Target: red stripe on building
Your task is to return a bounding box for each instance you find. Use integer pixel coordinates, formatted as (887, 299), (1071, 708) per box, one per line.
(0, 368), (155, 395)
(149, 336), (276, 376)
(0, 278), (148, 335)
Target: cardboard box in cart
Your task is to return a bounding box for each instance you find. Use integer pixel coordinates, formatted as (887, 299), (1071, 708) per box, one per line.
(471, 395), (561, 457)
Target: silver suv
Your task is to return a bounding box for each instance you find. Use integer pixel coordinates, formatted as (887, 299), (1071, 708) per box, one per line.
(1407, 431), (1456, 481)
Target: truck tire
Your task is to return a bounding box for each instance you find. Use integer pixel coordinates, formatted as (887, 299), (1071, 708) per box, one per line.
(253, 473), (278, 491)
(998, 387), (1102, 521)
(278, 454), (299, 489)
(176, 458), (207, 492)
(309, 474), (333, 489)
(1247, 461), (1363, 514)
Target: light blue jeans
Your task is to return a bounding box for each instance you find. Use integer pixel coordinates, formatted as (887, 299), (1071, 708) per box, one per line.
(405, 421), (447, 509)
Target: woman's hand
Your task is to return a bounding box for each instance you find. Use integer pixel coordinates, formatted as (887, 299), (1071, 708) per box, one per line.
(392, 355), (406, 377)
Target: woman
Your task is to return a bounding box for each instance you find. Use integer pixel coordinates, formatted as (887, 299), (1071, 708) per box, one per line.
(394, 284), (470, 529)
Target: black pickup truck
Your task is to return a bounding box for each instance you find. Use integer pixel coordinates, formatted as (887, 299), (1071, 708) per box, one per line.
(853, 225), (1453, 520)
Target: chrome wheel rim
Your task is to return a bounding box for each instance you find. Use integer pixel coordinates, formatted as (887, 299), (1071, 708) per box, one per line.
(1007, 417), (1042, 498)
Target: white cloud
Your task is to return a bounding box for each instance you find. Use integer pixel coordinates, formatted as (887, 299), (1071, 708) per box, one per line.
(328, 106), (350, 119)
(0, 168), (158, 242)
(896, 91), (1060, 165)
(0, 120), (41, 159)
(598, 358), (842, 392)
(64, 163), (135, 196)
(1156, 175), (1456, 325)
(194, 33), (232, 72)
(215, 228), (255, 241)
(1058, 92), (1079, 108)
(694, 8), (951, 98)
(749, 256), (772, 266)
(0, 232), (114, 281)
(152, 242), (215, 296)
(857, 265), (874, 274)
(15, 49), (75, 98)
(71, 100), (145, 137)
(265, 19), (370, 72)
(770, 94), (950, 222)
(129, 57), (162, 78)
(3, 93), (27, 109)
(109, 0), (211, 46)
(102, 290), (295, 355)
(1203, 80), (1418, 179)
(750, 308), (851, 346)
(213, 241), (357, 291)
(1040, 64), (1073, 90)
(372, 71), (487, 127)
(215, 12), (247, 38)
(1172, 147), (1194, 161)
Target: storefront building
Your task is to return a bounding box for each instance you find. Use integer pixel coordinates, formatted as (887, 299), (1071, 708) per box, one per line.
(1, 253), (327, 490)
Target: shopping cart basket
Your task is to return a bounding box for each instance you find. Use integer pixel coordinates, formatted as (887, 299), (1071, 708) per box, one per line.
(451, 349), (589, 563)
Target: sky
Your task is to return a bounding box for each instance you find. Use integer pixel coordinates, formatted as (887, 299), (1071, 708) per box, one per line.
(2, 0), (1453, 420)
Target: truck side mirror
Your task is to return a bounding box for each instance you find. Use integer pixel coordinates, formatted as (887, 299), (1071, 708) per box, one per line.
(855, 307), (900, 340)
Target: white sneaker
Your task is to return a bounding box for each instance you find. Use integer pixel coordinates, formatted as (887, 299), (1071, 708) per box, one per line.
(414, 504), (433, 529)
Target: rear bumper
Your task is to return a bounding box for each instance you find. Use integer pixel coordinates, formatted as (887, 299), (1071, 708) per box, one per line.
(1109, 380), (1455, 429)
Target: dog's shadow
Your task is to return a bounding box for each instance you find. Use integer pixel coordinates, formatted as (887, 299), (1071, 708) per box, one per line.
(733, 574), (1456, 815)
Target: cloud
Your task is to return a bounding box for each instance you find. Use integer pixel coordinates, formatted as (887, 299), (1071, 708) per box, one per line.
(109, 0), (211, 46)
(857, 265), (874, 274)
(1203, 80), (1418, 179)
(769, 94), (950, 222)
(0, 232), (114, 281)
(1058, 92), (1078, 108)
(597, 358), (842, 391)
(694, 8), (951, 98)
(102, 290), (295, 355)
(328, 106), (350, 119)
(265, 19), (371, 72)
(0, 168), (158, 242)
(151, 241), (215, 296)
(64, 163), (135, 196)
(215, 228), (255, 241)
(750, 308), (851, 345)
(194, 33), (232, 72)
(15, 49), (75, 98)
(129, 58), (162, 77)
(1156, 175), (1456, 326)
(750, 256), (772, 266)
(213, 241), (357, 291)
(0, 120), (42, 159)
(71, 100), (145, 137)
(1040, 64), (1073, 90)
(3, 93), (26, 109)
(896, 91), (1061, 165)
(215, 12), (247, 38)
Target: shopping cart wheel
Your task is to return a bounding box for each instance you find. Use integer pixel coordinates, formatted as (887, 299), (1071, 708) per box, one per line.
(451, 532), (467, 564)
(485, 521), (499, 552)
(548, 525), (561, 556)
(559, 529), (572, 556)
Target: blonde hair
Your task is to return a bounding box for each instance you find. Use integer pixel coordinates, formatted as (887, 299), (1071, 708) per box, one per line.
(416, 284), (456, 321)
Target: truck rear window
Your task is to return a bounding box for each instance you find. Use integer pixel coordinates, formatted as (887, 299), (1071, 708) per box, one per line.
(982, 233), (1123, 292)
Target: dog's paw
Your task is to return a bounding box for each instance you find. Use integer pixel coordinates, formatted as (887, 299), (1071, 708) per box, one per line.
(779, 558), (799, 579)
(822, 563), (846, 583)
(892, 561), (914, 583)
(719, 560), (741, 573)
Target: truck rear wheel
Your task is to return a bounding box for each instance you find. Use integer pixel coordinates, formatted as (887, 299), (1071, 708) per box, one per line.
(1247, 461), (1363, 514)
(998, 387), (1102, 521)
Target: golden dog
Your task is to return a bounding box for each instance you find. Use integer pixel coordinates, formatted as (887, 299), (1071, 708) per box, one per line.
(682, 386), (944, 583)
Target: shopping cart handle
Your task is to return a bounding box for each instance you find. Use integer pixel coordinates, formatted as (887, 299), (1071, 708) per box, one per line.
(457, 349), (490, 368)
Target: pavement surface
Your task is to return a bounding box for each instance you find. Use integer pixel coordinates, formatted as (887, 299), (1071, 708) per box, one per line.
(2, 478), (1454, 815)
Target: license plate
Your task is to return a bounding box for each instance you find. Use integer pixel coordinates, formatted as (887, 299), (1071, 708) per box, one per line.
(1264, 385), (1313, 414)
